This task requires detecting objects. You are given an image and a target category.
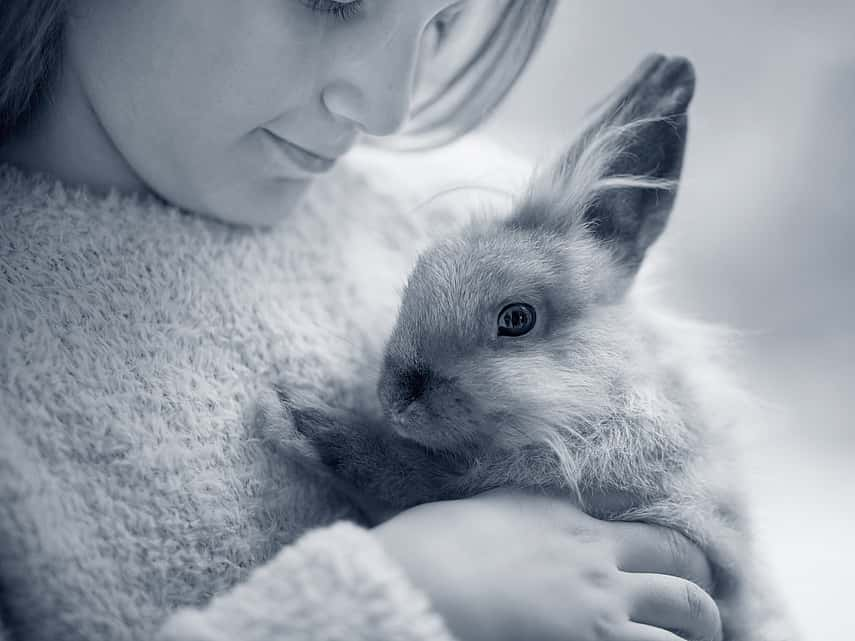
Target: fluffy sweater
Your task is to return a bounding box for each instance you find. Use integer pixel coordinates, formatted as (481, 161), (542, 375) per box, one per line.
(0, 136), (532, 641)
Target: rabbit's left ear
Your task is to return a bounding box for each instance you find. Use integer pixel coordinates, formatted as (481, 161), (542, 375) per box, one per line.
(509, 55), (695, 276)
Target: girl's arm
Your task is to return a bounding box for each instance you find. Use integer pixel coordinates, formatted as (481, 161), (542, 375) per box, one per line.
(156, 520), (457, 641)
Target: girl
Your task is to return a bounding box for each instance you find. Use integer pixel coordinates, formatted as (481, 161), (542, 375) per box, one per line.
(0, 2), (723, 640)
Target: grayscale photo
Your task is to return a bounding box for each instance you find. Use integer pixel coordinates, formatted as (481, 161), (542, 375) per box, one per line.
(1, 2), (851, 640)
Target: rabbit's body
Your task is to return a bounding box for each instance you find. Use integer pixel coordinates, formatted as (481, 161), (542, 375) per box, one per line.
(264, 56), (796, 641)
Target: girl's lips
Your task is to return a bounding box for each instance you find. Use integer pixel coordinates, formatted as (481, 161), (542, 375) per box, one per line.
(262, 129), (337, 174)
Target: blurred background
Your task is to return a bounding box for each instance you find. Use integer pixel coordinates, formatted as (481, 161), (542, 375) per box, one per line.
(477, 2), (854, 639)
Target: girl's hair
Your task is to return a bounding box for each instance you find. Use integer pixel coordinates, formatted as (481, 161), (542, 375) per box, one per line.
(0, 0), (556, 150)
(370, 0), (558, 151)
(0, 0), (66, 139)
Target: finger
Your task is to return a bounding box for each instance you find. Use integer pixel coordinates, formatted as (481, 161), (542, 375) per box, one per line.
(624, 572), (722, 641)
(615, 622), (688, 641)
(610, 521), (715, 593)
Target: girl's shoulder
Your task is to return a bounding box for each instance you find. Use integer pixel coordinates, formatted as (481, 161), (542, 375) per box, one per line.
(344, 132), (535, 192)
(340, 133), (535, 239)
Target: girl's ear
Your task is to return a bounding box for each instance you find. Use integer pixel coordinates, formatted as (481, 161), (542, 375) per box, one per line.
(509, 54), (695, 276)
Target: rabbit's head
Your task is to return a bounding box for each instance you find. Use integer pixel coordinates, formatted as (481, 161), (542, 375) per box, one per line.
(378, 55), (696, 471)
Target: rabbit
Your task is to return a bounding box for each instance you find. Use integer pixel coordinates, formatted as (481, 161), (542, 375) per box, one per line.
(258, 55), (797, 641)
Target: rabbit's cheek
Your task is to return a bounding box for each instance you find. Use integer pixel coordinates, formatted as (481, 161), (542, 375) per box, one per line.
(494, 428), (530, 450)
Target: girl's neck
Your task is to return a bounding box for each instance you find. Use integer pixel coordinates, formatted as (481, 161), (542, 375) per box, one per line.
(0, 62), (151, 199)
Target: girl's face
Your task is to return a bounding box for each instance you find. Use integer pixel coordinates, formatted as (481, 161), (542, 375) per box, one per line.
(64, 0), (471, 225)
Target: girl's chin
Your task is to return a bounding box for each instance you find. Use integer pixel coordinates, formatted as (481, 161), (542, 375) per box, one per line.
(199, 175), (315, 227)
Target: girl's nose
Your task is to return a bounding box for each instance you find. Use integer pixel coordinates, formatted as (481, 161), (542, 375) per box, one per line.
(320, 26), (423, 136)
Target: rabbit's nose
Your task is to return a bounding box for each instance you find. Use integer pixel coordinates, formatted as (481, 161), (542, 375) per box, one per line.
(378, 358), (435, 414)
(398, 367), (430, 407)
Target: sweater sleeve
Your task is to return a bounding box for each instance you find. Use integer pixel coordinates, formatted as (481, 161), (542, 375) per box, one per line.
(155, 521), (459, 641)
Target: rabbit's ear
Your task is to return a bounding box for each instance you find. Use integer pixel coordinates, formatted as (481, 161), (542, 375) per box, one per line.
(510, 55), (695, 276)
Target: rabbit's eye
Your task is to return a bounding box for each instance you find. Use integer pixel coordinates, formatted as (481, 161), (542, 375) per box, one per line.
(497, 303), (536, 337)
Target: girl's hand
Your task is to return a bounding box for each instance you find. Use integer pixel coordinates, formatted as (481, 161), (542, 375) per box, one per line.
(373, 487), (722, 641)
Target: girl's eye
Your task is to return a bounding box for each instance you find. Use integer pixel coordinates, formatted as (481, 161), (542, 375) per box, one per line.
(497, 303), (537, 338)
(300, 0), (364, 22)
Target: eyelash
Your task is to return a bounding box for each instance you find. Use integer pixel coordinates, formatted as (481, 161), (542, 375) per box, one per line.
(303, 0), (364, 22)
(302, 0), (461, 34)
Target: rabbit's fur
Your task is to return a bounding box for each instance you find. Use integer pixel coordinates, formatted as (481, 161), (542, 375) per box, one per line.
(263, 55), (796, 641)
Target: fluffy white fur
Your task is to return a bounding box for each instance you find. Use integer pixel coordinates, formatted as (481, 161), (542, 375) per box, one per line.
(0, 132), (529, 641)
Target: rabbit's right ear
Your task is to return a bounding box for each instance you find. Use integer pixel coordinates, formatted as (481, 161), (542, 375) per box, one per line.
(508, 55), (695, 277)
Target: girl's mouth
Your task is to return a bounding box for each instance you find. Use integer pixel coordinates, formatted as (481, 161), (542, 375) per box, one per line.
(262, 129), (337, 175)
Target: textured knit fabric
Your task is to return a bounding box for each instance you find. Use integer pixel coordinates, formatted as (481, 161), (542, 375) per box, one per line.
(0, 135), (533, 641)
